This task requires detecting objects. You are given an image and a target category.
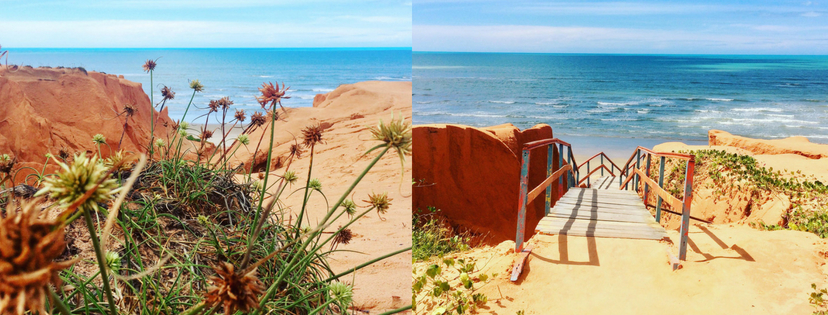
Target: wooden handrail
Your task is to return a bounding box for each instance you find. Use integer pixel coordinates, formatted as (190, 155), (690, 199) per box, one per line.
(577, 164), (611, 186)
(633, 168), (683, 210)
(577, 152), (620, 171)
(527, 164), (572, 202)
(523, 138), (572, 151)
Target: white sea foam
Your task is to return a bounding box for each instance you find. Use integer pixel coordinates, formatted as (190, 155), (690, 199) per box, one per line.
(706, 98), (734, 102)
(597, 101), (639, 106)
(732, 107), (784, 112)
(489, 100), (516, 104)
(312, 88), (334, 92)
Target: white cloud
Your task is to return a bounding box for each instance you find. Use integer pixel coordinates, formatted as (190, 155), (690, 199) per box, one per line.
(801, 11), (822, 17)
(0, 20), (411, 47)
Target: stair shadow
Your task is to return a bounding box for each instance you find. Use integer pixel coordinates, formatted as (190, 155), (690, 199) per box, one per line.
(533, 189), (601, 266)
(686, 225), (754, 262)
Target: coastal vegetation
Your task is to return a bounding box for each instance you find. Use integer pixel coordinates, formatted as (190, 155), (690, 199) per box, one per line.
(0, 59), (412, 314)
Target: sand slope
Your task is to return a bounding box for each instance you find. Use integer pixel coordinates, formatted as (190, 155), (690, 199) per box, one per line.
(238, 81), (413, 313)
(417, 225), (828, 314)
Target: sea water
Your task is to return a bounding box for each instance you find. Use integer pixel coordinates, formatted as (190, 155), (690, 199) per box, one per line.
(7, 48), (411, 121)
(414, 53), (828, 155)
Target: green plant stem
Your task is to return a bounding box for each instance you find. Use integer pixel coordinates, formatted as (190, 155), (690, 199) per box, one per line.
(253, 111), (278, 232)
(148, 69), (155, 157)
(325, 247), (410, 282)
(377, 305), (413, 315)
(48, 288), (72, 315)
(294, 145), (315, 239)
(317, 146), (390, 229)
(309, 299), (335, 314)
(82, 206), (119, 315)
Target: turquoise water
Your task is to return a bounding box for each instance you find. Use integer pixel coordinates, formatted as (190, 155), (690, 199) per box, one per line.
(413, 53), (828, 146)
(7, 48), (411, 120)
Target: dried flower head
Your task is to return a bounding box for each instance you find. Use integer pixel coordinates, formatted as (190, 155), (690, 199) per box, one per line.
(155, 138), (166, 148)
(290, 144), (303, 158)
(234, 109), (247, 122)
(201, 130), (214, 141)
(237, 135), (250, 146)
(104, 150), (133, 172)
(257, 172), (265, 180)
(302, 124), (324, 148)
(189, 79), (204, 92)
(268, 110), (279, 121)
(218, 97), (233, 110)
(142, 59), (157, 72)
(0, 199), (77, 315)
(179, 121), (190, 131)
(368, 116), (412, 157)
(329, 281), (354, 309)
(92, 134), (106, 145)
(161, 85), (175, 101)
(364, 192), (392, 219)
(341, 199), (357, 217)
(58, 148), (70, 161)
(250, 112), (266, 127)
(205, 262), (265, 315)
(123, 104), (137, 117)
(256, 82), (290, 109)
(332, 227), (353, 247)
(0, 154), (15, 174)
(35, 153), (121, 209)
(208, 99), (220, 113)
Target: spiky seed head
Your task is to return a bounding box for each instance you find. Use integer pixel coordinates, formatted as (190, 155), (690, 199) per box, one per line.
(92, 134), (106, 145)
(161, 86), (175, 101)
(329, 282), (354, 309)
(205, 262), (265, 314)
(179, 129), (188, 137)
(104, 150), (133, 172)
(155, 138), (166, 148)
(234, 109), (246, 122)
(44, 153), (53, 159)
(268, 110), (279, 121)
(124, 104), (137, 117)
(309, 178), (322, 191)
(369, 116), (412, 157)
(179, 121), (190, 130)
(142, 59), (157, 72)
(201, 130), (214, 141)
(249, 112), (266, 128)
(302, 124), (324, 148)
(208, 99), (220, 113)
(290, 144), (303, 158)
(237, 134), (250, 146)
(251, 180), (263, 193)
(283, 170), (298, 184)
(105, 251), (121, 273)
(58, 148), (70, 160)
(0, 199), (76, 315)
(0, 155), (14, 174)
(197, 215), (210, 225)
(218, 97), (233, 110)
(365, 192), (392, 216)
(341, 199), (357, 217)
(35, 153), (121, 209)
(256, 81), (291, 109)
(189, 79), (204, 92)
(332, 227), (353, 247)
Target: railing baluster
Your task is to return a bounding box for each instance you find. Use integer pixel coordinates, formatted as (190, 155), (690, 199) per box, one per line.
(655, 156), (666, 223)
(545, 145), (554, 215)
(677, 159), (695, 267)
(600, 154), (604, 177)
(515, 149), (531, 252)
(558, 143), (564, 197)
(634, 148), (641, 192)
(643, 153), (651, 208)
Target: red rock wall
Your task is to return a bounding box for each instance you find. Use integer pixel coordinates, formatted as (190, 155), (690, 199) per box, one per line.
(0, 66), (174, 183)
(412, 123), (565, 244)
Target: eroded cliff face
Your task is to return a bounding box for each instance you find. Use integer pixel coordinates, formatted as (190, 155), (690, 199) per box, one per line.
(0, 65), (175, 183)
(412, 123), (564, 244)
(709, 129), (828, 159)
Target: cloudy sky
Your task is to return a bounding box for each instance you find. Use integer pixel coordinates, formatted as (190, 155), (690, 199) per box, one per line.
(414, 0), (828, 54)
(0, 0), (412, 48)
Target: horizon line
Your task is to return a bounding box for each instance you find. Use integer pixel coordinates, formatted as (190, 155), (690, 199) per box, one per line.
(413, 50), (828, 56)
(7, 47), (412, 50)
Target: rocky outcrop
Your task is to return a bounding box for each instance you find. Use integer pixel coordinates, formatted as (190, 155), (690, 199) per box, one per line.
(412, 123), (565, 244)
(709, 130), (828, 159)
(0, 65), (175, 183)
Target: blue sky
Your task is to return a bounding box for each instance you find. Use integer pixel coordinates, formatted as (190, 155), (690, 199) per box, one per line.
(0, 0), (411, 48)
(414, 0), (828, 54)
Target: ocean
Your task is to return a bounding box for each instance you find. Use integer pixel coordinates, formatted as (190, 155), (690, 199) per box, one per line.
(7, 48), (411, 120)
(413, 53), (828, 156)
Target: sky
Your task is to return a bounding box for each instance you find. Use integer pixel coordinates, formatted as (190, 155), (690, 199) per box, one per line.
(414, 0), (828, 54)
(0, 0), (411, 48)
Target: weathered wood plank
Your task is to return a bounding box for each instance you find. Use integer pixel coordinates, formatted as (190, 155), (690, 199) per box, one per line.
(633, 168), (683, 210)
(527, 164), (572, 203)
(510, 247), (532, 282)
(536, 226), (666, 240)
(545, 211), (655, 224)
(556, 197), (646, 207)
(551, 204), (647, 215)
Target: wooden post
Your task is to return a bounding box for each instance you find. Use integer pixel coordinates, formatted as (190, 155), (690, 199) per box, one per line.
(634, 149), (641, 192)
(545, 145), (553, 215)
(643, 154), (651, 207)
(516, 149), (531, 252)
(600, 155), (604, 177)
(558, 144), (564, 198)
(655, 156), (666, 223)
(677, 160), (695, 265)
